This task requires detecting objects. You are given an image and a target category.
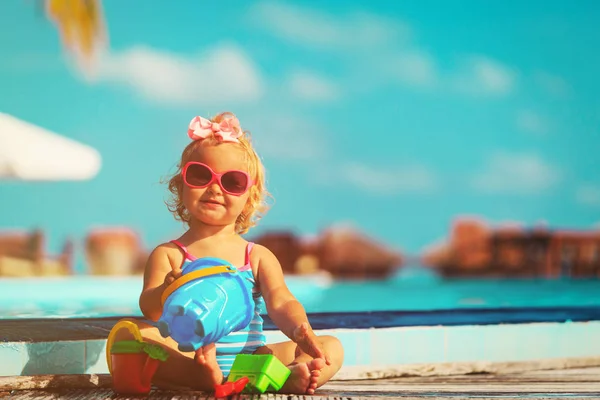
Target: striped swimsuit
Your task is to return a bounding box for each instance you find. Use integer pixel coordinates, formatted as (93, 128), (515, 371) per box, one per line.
(170, 240), (266, 376)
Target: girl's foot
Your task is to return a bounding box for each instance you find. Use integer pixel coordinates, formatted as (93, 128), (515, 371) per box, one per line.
(281, 358), (325, 394)
(194, 343), (223, 385)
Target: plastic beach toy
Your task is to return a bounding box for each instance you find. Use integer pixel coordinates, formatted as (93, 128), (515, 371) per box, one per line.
(214, 376), (250, 398)
(106, 320), (169, 395)
(225, 354), (291, 394)
(157, 257), (254, 352)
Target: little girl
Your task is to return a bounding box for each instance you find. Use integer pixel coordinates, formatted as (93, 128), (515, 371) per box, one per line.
(114, 112), (343, 394)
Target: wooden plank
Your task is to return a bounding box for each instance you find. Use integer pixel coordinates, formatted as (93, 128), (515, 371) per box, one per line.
(2, 368), (600, 398)
(2, 368), (600, 391)
(3, 389), (600, 400)
(323, 381), (600, 392)
(336, 367), (600, 385)
(0, 374), (111, 391)
(334, 356), (600, 380)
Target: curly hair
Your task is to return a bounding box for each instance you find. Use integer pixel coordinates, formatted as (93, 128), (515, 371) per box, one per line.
(164, 112), (272, 234)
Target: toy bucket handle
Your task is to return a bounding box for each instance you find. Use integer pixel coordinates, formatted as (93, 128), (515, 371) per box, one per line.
(160, 264), (236, 306)
(106, 320), (144, 373)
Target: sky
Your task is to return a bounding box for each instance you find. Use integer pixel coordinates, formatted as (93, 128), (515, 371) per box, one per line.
(0, 0), (599, 270)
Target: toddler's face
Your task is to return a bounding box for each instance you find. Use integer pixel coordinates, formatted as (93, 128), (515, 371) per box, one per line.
(182, 143), (251, 228)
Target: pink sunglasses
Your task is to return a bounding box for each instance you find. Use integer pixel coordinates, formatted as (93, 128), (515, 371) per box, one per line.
(182, 162), (254, 196)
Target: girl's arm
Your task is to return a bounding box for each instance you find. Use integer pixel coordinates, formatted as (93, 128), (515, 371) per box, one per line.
(254, 244), (328, 361)
(139, 245), (178, 321)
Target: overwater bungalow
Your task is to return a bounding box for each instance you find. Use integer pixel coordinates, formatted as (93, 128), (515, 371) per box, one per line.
(252, 226), (403, 279)
(0, 229), (73, 276)
(421, 218), (600, 278)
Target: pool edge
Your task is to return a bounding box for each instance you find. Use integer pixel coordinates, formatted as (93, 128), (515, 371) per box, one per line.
(2, 321), (600, 378)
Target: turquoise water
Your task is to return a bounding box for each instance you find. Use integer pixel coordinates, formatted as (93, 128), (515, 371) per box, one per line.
(0, 267), (599, 319)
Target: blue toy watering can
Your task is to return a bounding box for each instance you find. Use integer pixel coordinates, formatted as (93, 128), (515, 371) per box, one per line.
(157, 257), (254, 352)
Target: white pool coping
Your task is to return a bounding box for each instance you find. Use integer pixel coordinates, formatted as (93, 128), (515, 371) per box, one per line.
(1, 321), (600, 378)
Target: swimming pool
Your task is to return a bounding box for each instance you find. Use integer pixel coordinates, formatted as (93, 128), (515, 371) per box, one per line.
(1, 268), (599, 319)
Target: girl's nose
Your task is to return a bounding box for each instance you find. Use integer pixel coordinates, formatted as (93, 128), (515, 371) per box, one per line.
(207, 181), (222, 194)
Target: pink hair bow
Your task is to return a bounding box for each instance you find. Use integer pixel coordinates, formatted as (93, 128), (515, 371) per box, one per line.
(187, 116), (242, 143)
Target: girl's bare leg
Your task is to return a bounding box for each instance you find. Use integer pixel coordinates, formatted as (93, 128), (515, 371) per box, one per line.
(110, 318), (223, 391)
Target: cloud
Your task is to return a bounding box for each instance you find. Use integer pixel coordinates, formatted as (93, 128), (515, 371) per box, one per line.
(534, 71), (572, 98)
(252, 2), (518, 98)
(384, 50), (438, 88)
(576, 184), (600, 207)
(516, 110), (548, 135)
(452, 57), (516, 96)
(333, 162), (438, 195)
(246, 114), (328, 161)
(380, 53), (517, 95)
(287, 70), (340, 101)
(250, 1), (410, 49)
(89, 44), (263, 105)
(471, 152), (560, 194)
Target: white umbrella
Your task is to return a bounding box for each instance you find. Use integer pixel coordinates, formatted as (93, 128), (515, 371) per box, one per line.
(0, 112), (101, 181)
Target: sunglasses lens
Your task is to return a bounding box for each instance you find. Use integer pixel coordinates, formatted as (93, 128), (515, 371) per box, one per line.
(185, 164), (212, 187)
(221, 171), (249, 194)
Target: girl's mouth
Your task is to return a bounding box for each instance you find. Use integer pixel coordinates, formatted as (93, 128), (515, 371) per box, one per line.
(201, 199), (224, 206)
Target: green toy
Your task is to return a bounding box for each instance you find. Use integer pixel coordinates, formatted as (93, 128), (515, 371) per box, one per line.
(226, 354), (291, 393)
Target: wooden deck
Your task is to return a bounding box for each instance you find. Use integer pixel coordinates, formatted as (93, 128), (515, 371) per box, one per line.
(1, 367), (600, 399)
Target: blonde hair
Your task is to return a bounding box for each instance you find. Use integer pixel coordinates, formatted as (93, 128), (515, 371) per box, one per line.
(165, 112), (272, 234)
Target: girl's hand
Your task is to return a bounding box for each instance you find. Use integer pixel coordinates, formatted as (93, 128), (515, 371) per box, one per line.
(164, 266), (182, 286)
(292, 323), (332, 365)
